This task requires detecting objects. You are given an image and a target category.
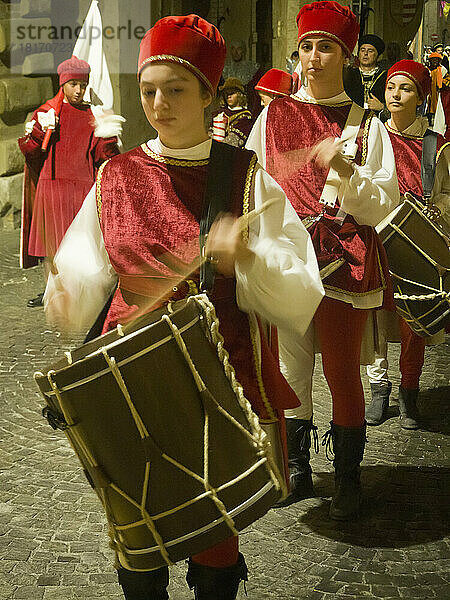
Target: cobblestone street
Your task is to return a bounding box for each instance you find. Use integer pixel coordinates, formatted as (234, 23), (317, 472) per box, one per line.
(0, 229), (449, 600)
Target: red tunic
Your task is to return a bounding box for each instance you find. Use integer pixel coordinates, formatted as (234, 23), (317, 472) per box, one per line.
(384, 123), (449, 196)
(96, 143), (299, 421)
(18, 102), (119, 259)
(265, 96), (390, 300)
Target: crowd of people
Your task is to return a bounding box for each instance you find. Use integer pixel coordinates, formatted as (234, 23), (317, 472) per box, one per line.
(17, 2), (448, 599)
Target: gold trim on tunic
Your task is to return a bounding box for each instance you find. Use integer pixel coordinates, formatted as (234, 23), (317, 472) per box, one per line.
(140, 143), (210, 167)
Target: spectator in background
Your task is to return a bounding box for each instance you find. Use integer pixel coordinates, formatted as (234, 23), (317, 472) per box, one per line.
(344, 34), (387, 115)
(210, 77), (254, 147)
(222, 39), (263, 117)
(428, 52), (446, 123)
(286, 50), (300, 74)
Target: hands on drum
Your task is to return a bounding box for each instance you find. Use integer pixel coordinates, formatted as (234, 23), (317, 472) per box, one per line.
(205, 214), (254, 277)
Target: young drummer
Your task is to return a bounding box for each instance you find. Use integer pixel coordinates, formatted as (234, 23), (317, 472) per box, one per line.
(18, 57), (121, 306)
(44, 15), (324, 599)
(247, 1), (400, 519)
(365, 60), (450, 429)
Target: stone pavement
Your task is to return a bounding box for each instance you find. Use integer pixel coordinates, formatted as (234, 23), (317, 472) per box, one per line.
(0, 229), (449, 600)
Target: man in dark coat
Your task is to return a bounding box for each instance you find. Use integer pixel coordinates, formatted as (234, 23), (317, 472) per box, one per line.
(344, 34), (387, 116)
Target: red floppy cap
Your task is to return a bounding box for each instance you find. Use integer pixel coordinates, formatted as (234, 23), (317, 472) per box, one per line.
(386, 60), (431, 100)
(296, 1), (359, 57)
(137, 14), (226, 95)
(57, 57), (90, 87)
(255, 69), (294, 97)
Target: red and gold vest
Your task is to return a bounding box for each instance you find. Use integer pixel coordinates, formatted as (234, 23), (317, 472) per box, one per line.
(96, 142), (298, 418)
(385, 123), (450, 197)
(265, 96), (389, 300)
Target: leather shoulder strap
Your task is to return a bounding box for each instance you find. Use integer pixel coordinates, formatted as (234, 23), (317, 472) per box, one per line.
(199, 140), (239, 291)
(421, 129), (438, 199)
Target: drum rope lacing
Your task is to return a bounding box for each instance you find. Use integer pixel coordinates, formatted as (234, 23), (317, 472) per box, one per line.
(394, 291), (449, 301)
(38, 295), (283, 569)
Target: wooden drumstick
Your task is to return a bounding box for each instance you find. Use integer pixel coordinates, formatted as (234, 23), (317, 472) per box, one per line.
(123, 196), (281, 323)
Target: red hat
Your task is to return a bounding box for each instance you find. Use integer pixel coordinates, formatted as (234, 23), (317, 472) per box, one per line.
(296, 1), (359, 57)
(57, 56), (90, 87)
(386, 60), (431, 100)
(255, 69), (293, 97)
(137, 14), (226, 95)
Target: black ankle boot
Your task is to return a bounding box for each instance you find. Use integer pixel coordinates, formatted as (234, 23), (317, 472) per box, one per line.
(326, 422), (366, 521)
(366, 381), (392, 425)
(186, 553), (248, 600)
(273, 418), (317, 508)
(117, 566), (169, 600)
(398, 386), (419, 429)
(27, 292), (44, 308)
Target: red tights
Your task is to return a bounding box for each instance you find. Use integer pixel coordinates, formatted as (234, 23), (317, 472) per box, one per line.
(191, 536), (239, 568)
(313, 297), (368, 427)
(399, 318), (426, 389)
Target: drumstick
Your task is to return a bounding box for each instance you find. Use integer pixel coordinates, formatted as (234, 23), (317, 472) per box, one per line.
(122, 196), (281, 324)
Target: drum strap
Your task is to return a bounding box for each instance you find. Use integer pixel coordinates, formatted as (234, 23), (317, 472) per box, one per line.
(199, 140), (239, 292)
(421, 129), (438, 200)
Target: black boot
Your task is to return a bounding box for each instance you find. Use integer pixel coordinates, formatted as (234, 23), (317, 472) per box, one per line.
(398, 386), (419, 430)
(326, 422), (366, 521)
(366, 381), (392, 425)
(117, 566), (169, 600)
(273, 418), (317, 508)
(27, 292), (44, 308)
(186, 553), (248, 600)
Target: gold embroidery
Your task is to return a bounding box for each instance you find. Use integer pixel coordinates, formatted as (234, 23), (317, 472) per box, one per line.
(241, 153), (258, 243)
(436, 141), (450, 162)
(360, 111), (374, 166)
(96, 159), (110, 221)
(290, 95), (352, 107)
(384, 122), (423, 140)
(323, 243), (386, 296)
(140, 143), (210, 167)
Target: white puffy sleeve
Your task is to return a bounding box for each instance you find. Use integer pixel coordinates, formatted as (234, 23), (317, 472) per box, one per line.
(433, 144), (450, 227)
(338, 116), (401, 226)
(44, 185), (117, 332)
(246, 107), (268, 168)
(235, 163), (324, 336)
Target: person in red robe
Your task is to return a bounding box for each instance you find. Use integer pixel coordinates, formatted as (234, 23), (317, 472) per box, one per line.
(365, 60), (450, 429)
(247, 1), (400, 520)
(44, 14), (324, 599)
(18, 56), (121, 307)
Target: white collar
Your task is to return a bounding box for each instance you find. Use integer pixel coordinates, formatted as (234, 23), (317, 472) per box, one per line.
(294, 86), (351, 105)
(147, 136), (212, 160)
(386, 116), (429, 137)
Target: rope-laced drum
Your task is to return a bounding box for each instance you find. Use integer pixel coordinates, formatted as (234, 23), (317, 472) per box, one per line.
(376, 193), (450, 337)
(35, 294), (285, 571)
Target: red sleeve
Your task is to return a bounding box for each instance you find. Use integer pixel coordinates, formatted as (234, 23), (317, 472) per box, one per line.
(18, 111), (46, 172)
(92, 136), (120, 170)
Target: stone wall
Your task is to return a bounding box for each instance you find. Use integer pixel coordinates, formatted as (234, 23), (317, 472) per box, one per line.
(0, 0), (54, 230)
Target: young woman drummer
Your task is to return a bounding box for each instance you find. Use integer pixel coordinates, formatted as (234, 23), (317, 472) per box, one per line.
(365, 60), (450, 429)
(44, 14), (324, 600)
(247, 0), (400, 520)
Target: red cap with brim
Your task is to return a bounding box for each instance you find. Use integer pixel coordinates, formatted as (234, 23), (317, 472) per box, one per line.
(296, 1), (359, 57)
(386, 59), (431, 100)
(255, 69), (293, 97)
(137, 14), (226, 95)
(58, 56), (90, 87)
